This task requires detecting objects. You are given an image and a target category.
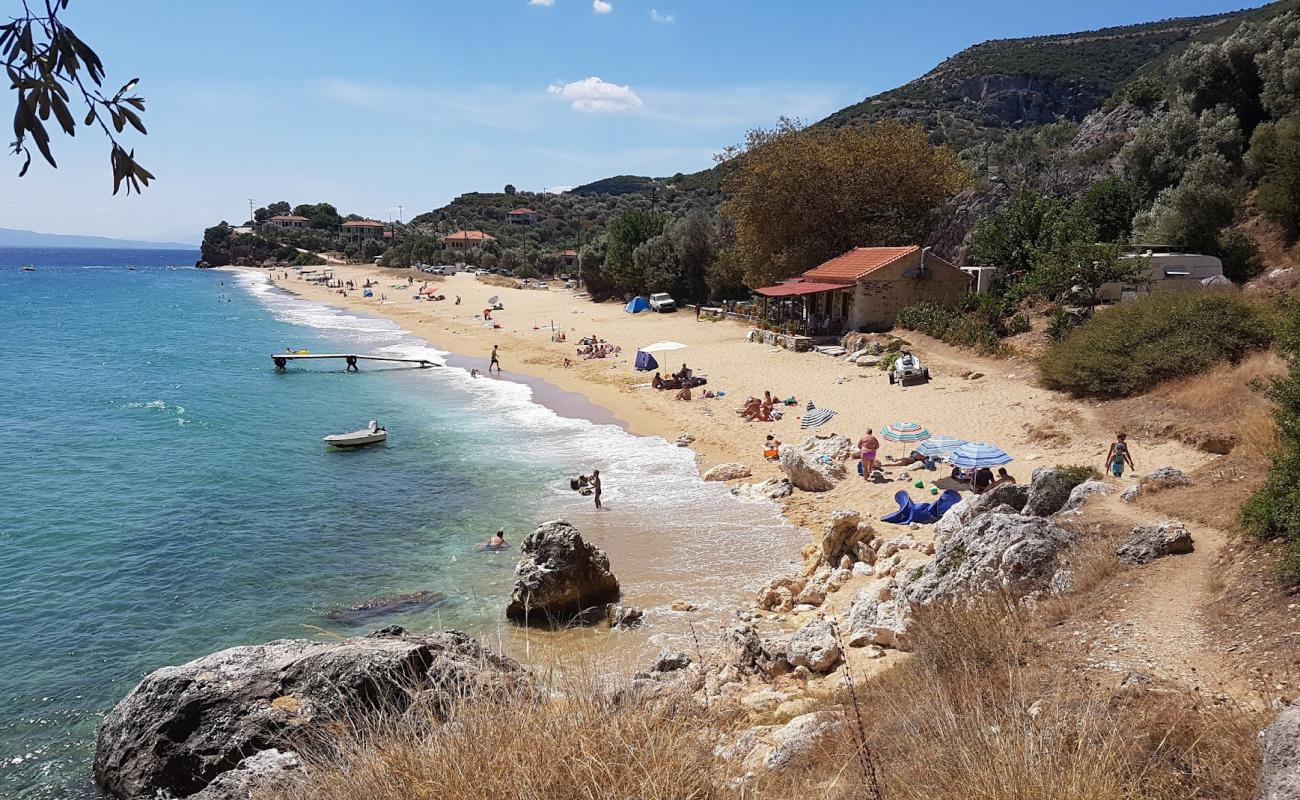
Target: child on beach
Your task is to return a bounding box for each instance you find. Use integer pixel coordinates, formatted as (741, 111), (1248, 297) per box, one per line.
(763, 435), (782, 460)
(1105, 433), (1136, 477)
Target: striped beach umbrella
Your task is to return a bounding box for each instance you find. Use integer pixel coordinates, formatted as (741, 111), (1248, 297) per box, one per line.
(949, 442), (1014, 469)
(914, 435), (968, 458)
(881, 421), (931, 443)
(800, 402), (838, 430)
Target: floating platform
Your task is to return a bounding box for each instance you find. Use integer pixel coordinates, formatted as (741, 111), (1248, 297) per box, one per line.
(272, 353), (437, 371)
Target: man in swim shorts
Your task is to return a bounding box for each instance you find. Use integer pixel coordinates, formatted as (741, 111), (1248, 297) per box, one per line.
(489, 345), (501, 374)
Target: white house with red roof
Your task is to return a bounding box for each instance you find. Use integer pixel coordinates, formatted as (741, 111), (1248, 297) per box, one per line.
(266, 214), (311, 230)
(755, 246), (970, 333)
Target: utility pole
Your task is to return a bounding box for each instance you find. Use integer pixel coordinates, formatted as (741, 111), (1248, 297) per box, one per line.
(248, 198), (255, 225)
(397, 205), (403, 224)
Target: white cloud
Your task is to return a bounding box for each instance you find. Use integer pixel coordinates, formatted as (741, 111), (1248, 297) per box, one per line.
(593, 0), (612, 13)
(528, 0), (554, 6)
(548, 76), (643, 113)
(649, 9), (674, 23)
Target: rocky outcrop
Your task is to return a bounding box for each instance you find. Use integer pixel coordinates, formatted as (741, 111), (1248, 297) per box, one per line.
(1116, 521), (1195, 565)
(1141, 466), (1193, 489)
(934, 482), (1027, 542)
(846, 595), (910, 650)
(189, 749), (304, 800)
(93, 628), (518, 799)
(1023, 467), (1082, 517)
(324, 590), (446, 625)
(904, 513), (1079, 605)
(607, 604), (644, 629)
(1063, 480), (1114, 512)
(779, 434), (853, 492)
(1256, 699), (1300, 800)
(717, 622), (787, 678)
(702, 462), (752, 482)
(785, 619), (842, 673)
(505, 520), (620, 625)
(731, 478), (794, 501)
(751, 712), (844, 772)
(818, 510), (874, 566)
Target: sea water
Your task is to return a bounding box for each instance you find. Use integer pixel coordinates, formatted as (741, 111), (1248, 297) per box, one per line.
(0, 249), (802, 798)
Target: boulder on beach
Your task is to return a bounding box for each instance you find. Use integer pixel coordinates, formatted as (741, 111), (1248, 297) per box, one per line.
(779, 434), (853, 492)
(189, 749), (305, 800)
(92, 627), (518, 800)
(731, 478), (794, 501)
(785, 619), (842, 673)
(505, 520), (621, 626)
(1023, 467), (1080, 517)
(818, 510), (873, 566)
(1116, 521), (1195, 565)
(904, 512), (1079, 605)
(702, 462), (753, 482)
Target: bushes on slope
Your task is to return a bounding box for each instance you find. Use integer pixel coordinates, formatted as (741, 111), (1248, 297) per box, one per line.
(1039, 290), (1276, 398)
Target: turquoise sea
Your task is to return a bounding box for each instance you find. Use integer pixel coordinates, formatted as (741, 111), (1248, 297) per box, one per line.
(0, 249), (801, 798)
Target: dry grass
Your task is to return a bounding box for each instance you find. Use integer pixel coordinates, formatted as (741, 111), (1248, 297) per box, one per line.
(477, 274), (521, 289)
(262, 668), (739, 800)
(758, 600), (1266, 800)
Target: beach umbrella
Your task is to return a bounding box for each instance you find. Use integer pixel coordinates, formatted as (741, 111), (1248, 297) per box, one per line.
(488, 295), (500, 305)
(948, 442), (1013, 469)
(914, 435), (968, 458)
(640, 341), (688, 353)
(881, 421), (931, 443)
(801, 402), (838, 430)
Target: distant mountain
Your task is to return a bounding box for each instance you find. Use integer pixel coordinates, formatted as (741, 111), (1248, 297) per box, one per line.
(0, 227), (197, 250)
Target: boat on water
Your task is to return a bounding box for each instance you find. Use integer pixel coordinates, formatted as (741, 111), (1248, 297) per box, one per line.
(21, 265), (35, 272)
(324, 420), (387, 448)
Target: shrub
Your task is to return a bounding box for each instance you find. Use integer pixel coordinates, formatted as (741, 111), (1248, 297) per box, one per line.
(1039, 290), (1276, 398)
(1046, 307), (1082, 341)
(1055, 464), (1103, 490)
(894, 299), (1008, 353)
(1243, 305), (1300, 582)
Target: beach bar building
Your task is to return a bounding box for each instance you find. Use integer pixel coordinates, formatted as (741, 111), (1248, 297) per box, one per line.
(754, 246), (970, 334)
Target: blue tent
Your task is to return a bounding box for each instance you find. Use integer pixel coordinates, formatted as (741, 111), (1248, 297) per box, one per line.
(625, 296), (650, 313)
(634, 351), (659, 372)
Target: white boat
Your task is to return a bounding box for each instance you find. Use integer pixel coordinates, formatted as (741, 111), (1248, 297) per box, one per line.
(324, 420), (387, 448)
(21, 265), (35, 272)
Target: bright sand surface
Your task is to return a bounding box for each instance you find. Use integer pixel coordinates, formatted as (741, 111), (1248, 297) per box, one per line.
(261, 264), (1213, 662)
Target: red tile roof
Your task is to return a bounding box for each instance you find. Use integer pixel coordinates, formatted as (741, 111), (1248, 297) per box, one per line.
(801, 246), (919, 283)
(342, 219), (384, 227)
(444, 230), (496, 241)
(754, 281), (853, 297)
(508, 207), (537, 215)
(559, 249), (578, 256)
(269, 214), (310, 222)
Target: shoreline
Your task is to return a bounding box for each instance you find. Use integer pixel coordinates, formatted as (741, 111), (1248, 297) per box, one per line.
(248, 264), (1217, 531)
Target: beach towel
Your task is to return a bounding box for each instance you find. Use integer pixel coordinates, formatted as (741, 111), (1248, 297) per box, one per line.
(882, 489), (963, 525)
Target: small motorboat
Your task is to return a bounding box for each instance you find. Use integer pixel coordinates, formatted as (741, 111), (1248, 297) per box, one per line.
(324, 420), (387, 448)
(21, 265), (35, 272)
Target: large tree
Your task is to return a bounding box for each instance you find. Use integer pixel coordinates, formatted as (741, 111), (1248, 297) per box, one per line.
(721, 118), (969, 287)
(4, 0), (152, 192)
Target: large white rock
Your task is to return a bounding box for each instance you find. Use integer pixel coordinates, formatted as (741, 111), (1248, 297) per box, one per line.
(785, 619), (842, 673)
(702, 462), (753, 482)
(1256, 699), (1300, 800)
(778, 434), (853, 492)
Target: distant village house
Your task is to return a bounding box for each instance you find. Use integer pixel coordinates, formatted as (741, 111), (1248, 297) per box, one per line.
(755, 246), (970, 334)
(339, 219), (387, 244)
(266, 214), (311, 230)
(507, 208), (539, 225)
(558, 248), (578, 268)
(442, 230), (497, 249)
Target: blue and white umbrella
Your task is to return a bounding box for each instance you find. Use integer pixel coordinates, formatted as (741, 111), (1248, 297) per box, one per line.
(915, 435), (968, 458)
(881, 421), (931, 443)
(800, 402), (838, 430)
(948, 441), (1013, 469)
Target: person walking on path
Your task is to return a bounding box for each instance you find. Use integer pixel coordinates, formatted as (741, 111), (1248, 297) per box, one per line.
(858, 429), (879, 479)
(591, 469), (602, 509)
(1105, 432), (1136, 477)
(489, 345), (501, 374)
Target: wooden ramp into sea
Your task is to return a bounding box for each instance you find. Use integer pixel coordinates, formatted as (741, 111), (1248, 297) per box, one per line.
(271, 353), (438, 371)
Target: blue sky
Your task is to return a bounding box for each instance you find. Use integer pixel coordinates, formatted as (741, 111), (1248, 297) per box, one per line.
(0, 0), (1267, 242)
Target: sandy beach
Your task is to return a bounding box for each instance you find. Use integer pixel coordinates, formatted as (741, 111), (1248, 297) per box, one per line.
(250, 262), (1220, 670)
(266, 264), (1212, 532)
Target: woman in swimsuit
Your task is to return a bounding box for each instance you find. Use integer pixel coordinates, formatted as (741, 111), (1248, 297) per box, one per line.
(858, 429), (879, 479)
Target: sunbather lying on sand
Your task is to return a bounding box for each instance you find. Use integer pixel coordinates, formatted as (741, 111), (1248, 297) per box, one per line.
(883, 450), (929, 467)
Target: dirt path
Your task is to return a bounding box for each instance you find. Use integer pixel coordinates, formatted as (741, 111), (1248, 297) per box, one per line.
(1077, 492), (1250, 699)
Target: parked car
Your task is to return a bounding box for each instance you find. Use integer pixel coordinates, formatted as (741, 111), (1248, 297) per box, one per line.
(648, 292), (677, 312)
(474, 269), (490, 277)
(493, 268), (511, 276)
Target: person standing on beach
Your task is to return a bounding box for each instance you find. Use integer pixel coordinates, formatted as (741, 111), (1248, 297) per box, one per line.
(591, 469), (602, 509)
(489, 345), (501, 374)
(858, 429), (879, 478)
(1105, 432), (1136, 477)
